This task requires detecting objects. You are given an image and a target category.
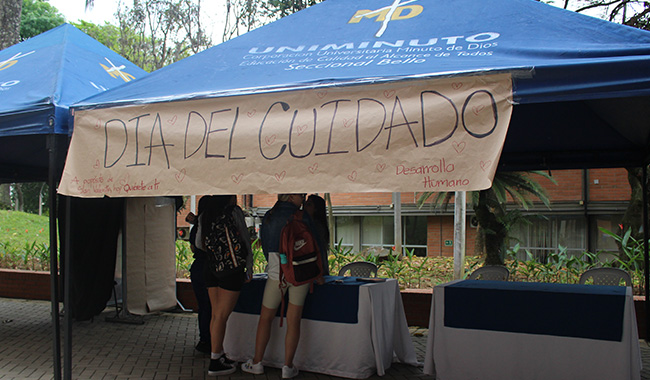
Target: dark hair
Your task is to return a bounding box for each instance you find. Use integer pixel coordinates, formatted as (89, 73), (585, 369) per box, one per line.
(201, 195), (236, 225)
(307, 194), (329, 244)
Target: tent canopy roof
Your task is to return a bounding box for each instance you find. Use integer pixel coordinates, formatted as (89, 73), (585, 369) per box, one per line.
(67, 0), (650, 172)
(75, 0), (650, 109)
(0, 23), (147, 182)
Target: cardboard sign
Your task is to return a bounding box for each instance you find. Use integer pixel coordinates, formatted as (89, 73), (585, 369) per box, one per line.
(58, 73), (512, 197)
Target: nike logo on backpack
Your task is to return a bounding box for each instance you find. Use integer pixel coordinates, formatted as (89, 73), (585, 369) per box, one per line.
(294, 239), (307, 251)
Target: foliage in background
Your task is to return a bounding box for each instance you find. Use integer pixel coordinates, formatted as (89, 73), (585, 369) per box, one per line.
(114, 0), (212, 71)
(417, 171), (555, 265)
(0, 210), (50, 271)
(20, 0), (65, 40)
(1, 211), (646, 295)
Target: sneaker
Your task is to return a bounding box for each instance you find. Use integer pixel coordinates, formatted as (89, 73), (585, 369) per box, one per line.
(282, 365), (299, 379)
(195, 341), (210, 354)
(241, 359), (264, 375)
(223, 355), (237, 366)
(208, 356), (236, 376)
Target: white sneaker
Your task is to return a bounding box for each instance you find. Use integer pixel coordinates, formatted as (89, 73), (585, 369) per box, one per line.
(241, 359), (264, 374)
(282, 365), (299, 379)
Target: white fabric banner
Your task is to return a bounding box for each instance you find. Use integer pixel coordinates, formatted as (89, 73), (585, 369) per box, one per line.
(59, 73), (512, 197)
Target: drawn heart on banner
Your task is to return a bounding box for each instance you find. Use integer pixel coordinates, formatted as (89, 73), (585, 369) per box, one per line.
(316, 90), (327, 99)
(93, 160), (100, 169)
(95, 120), (101, 129)
(118, 174), (129, 186)
(480, 160), (492, 171)
(175, 169), (186, 182)
(265, 135), (276, 146)
(296, 124), (308, 136)
(451, 82), (463, 90)
(343, 118), (354, 128)
(308, 163), (318, 174)
(231, 174), (243, 184)
(247, 109), (256, 118)
(452, 141), (466, 154)
(383, 90), (396, 98)
(275, 171), (286, 182)
(347, 171), (357, 181)
(472, 105), (485, 115)
(168, 115), (178, 125)
(376, 163), (386, 172)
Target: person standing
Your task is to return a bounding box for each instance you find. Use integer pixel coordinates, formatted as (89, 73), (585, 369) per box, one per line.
(187, 196), (211, 354)
(200, 195), (253, 376)
(304, 194), (330, 273)
(241, 193), (325, 379)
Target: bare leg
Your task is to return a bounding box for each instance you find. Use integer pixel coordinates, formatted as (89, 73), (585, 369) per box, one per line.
(208, 287), (240, 355)
(284, 302), (304, 367)
(253, 305), (277, 363)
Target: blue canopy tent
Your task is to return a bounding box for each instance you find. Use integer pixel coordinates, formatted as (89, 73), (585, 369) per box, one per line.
(0, 23), (147, 380)
(58, 0), (650, 378)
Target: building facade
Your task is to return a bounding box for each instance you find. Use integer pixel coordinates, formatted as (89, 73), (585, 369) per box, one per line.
(177, 168), (632, 260)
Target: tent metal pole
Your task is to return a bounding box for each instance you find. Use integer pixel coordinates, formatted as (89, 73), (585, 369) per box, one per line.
(643, 164), (649, 342)
(453, 191), (466, 280)
(47, 134), (61, 380)
(393, 192), (402, 255)
(63, 196), (72, 380)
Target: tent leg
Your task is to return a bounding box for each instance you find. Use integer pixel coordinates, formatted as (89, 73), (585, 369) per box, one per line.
(47, 134), (61, 380)
(63, 197), (72, 380)
(643, 165), (649, 343)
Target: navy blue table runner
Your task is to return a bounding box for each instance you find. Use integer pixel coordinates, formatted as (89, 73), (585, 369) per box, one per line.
(233, 275), (363, 324)
(444, 280), (627, 341)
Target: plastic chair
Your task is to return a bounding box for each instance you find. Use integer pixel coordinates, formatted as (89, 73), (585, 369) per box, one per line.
(468, 265), (510, 281)
(338, 261), (378, 278)
(579, 267), (632, 286)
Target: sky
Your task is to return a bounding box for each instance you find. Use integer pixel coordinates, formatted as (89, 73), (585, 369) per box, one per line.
(47, 0), (228, 42)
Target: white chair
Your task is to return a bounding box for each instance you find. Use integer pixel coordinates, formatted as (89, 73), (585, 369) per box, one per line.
(468, 265), (510, 281)
(338, 261), (378, 277)
(579, 267), (632, 286)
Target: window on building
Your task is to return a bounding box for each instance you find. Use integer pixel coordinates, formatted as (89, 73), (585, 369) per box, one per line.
(590, 215), (624, 262)
(509, 216), (587, 262)
(334, 215), (428, 257)
(334, 215), (355, 249)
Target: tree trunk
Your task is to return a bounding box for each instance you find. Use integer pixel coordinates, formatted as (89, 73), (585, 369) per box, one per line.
(14, 183), (24, 212)
(0, 0), (22, 49)
(474, 190), (507, 265)
(0, 184), (10, 209)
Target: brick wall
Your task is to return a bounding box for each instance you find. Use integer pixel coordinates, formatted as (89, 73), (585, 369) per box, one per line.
(173, 169), (632, 258)
(0, 269), (53, 301)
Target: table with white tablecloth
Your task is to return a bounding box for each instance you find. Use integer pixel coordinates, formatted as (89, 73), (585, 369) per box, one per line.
(223, 275), (419, 379)
(425, 279), (641, 380)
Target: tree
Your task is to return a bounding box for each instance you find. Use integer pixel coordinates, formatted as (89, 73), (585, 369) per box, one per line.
(221, 0), (322, 41)
(115, 0), (212, 72)
(557, 0), (650, 29)
(418, 171), (554, 265)
(0, 0), (22, 49)
(20, 0), (65, 40)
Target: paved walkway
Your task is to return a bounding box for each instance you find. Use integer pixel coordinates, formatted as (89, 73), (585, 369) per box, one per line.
(0, 298), (431, 380)
(1, 297), (649, 380)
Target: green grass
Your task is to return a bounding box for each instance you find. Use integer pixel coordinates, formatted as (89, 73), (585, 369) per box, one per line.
(0, 210), (51, 271)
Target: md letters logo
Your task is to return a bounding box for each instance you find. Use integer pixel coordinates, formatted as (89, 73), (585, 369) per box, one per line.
(349, 0), (423, 37)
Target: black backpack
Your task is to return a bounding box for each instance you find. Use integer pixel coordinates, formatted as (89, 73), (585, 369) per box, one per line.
(204, 209), (246, 276)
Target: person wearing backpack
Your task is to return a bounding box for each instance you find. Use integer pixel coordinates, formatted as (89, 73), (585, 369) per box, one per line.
(241, 193), (327, 379)
(186, 197), (211, 355)
(199, 195), (253, 376)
